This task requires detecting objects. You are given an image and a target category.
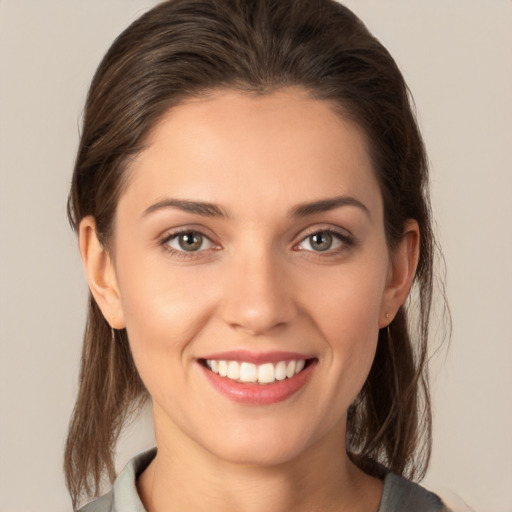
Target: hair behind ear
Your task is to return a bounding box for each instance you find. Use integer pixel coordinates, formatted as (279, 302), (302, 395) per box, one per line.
(64, 296), (147, 510)
(347, 306), (431, 479)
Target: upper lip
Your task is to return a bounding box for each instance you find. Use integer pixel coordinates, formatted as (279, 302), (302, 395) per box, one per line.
(199, 350), (314, 364)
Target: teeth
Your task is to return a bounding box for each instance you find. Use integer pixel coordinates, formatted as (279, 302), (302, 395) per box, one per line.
(258, 363), (275, 384)
(240, 362), (258, 382)
(218, 360), (228, 377)
(286, 360), (296, 378)
(227, 361), (240, 380)
(275, 361), (287, 381)
(205, 359), (308, 384)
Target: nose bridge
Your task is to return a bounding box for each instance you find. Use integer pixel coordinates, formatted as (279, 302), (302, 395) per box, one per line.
(220, 239), (296, 335)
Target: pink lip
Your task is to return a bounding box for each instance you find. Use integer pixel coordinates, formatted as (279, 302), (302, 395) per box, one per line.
(199, 359), (317, 405)
(200, 350), (314, 364)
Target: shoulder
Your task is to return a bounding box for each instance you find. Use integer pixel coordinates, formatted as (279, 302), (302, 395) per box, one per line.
(77, 448), (156, 512)
(379, 473), (449, 512)
(78, 491), (113, 512)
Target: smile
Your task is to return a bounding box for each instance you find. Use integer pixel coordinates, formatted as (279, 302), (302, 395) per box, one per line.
(199, 353), (317, 405)
(205, 359), (307, 384)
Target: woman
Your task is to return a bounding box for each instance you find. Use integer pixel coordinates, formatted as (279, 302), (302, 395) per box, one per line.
(65, 0), (448, 510)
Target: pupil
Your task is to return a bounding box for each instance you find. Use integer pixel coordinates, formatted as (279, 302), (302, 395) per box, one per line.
(179, 232), (202, 251)
(311, 232), (332, 251)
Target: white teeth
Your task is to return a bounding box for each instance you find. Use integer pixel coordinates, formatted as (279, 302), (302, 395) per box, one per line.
(275, 361), (287, 381)
(239, 362), (258, 383)
(286, 360), (296, 378)
(218, 360), (228, 377)
(258, 363), (275, 384)
(205, 358), (308, 384)
(227, 361), (240, 380)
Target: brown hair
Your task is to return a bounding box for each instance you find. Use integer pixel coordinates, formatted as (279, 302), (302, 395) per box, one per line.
(66, 0), (444, 508)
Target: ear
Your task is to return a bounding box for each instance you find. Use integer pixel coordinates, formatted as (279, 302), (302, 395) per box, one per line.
(79, 216), (126, 329)
(379, 219), (420, 328)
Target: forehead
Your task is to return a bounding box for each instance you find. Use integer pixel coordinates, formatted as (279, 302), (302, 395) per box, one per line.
(120, 88), (382, 220)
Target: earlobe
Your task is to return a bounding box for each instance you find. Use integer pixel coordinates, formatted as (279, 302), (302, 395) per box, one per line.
(79, 216), (125, 329)
(379, 220), (420, 328)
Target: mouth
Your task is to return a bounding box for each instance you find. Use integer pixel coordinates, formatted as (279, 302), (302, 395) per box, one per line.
(198, 353), (317, 405)
(200, 358), (312, 384)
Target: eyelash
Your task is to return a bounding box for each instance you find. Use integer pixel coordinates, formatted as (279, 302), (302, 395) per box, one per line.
(159, 229), (218, 261)
(293, 228), (354, 258)
(159, 227), (354, 260)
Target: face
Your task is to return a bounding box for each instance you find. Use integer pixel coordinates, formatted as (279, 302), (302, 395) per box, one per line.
(88, 89), (409, 467)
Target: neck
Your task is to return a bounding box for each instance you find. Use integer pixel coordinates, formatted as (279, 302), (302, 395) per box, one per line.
(138, 410), (382, 512)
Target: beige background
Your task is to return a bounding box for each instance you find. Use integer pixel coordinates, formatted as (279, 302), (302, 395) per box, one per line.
(1, 1), (511, 511)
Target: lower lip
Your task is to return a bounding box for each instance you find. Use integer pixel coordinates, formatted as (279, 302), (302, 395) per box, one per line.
(200, 361), (316, 405)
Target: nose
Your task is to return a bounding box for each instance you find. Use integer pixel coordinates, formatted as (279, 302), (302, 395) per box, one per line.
(219, 247), (298, 336)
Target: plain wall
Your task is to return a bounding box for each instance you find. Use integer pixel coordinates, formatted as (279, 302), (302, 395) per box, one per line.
(1, 1), (511, 511)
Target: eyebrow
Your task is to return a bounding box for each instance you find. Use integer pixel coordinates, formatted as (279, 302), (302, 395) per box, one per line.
(291, 195), (371, 219)
(142, 198), (228, 218)
(142, 195), (370, 220)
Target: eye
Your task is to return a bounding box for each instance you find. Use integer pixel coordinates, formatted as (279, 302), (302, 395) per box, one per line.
(297, 230), (346, 252)
(163, 231), (213, 252)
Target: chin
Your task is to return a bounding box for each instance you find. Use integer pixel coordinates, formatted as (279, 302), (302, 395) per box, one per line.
(209, 437), (309, 467)
(195, 414), (342, 468)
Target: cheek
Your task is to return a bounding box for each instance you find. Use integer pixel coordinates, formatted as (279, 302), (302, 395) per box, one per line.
(304, 259), (387, 393)
(310, 262), (387, 340)
(113, 257), (220, 410)
(114, 246), (219, 361)
(322, 290), (380, 380)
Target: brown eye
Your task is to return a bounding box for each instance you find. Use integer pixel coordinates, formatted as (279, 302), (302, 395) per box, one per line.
(178, 232), (203, 251)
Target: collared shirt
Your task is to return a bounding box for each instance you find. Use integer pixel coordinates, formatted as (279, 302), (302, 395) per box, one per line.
(78, 448), (448, 512)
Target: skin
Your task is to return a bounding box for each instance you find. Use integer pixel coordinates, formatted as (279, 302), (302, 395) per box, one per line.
(80, 88), (419, 512)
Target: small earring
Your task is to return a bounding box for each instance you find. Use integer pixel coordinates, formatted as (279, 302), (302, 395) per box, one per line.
(385, 313), (390, 319)
(111, 326), (116, 343)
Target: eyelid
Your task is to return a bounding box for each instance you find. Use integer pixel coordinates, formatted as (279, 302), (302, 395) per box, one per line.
(293, 225), (355, 253)
(294, 223), (353, 242)
(156, 224), (354, 259)
(158, 226), (221, 258)
(165, 231), (213, 251)
(158, 224), (216, 243)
